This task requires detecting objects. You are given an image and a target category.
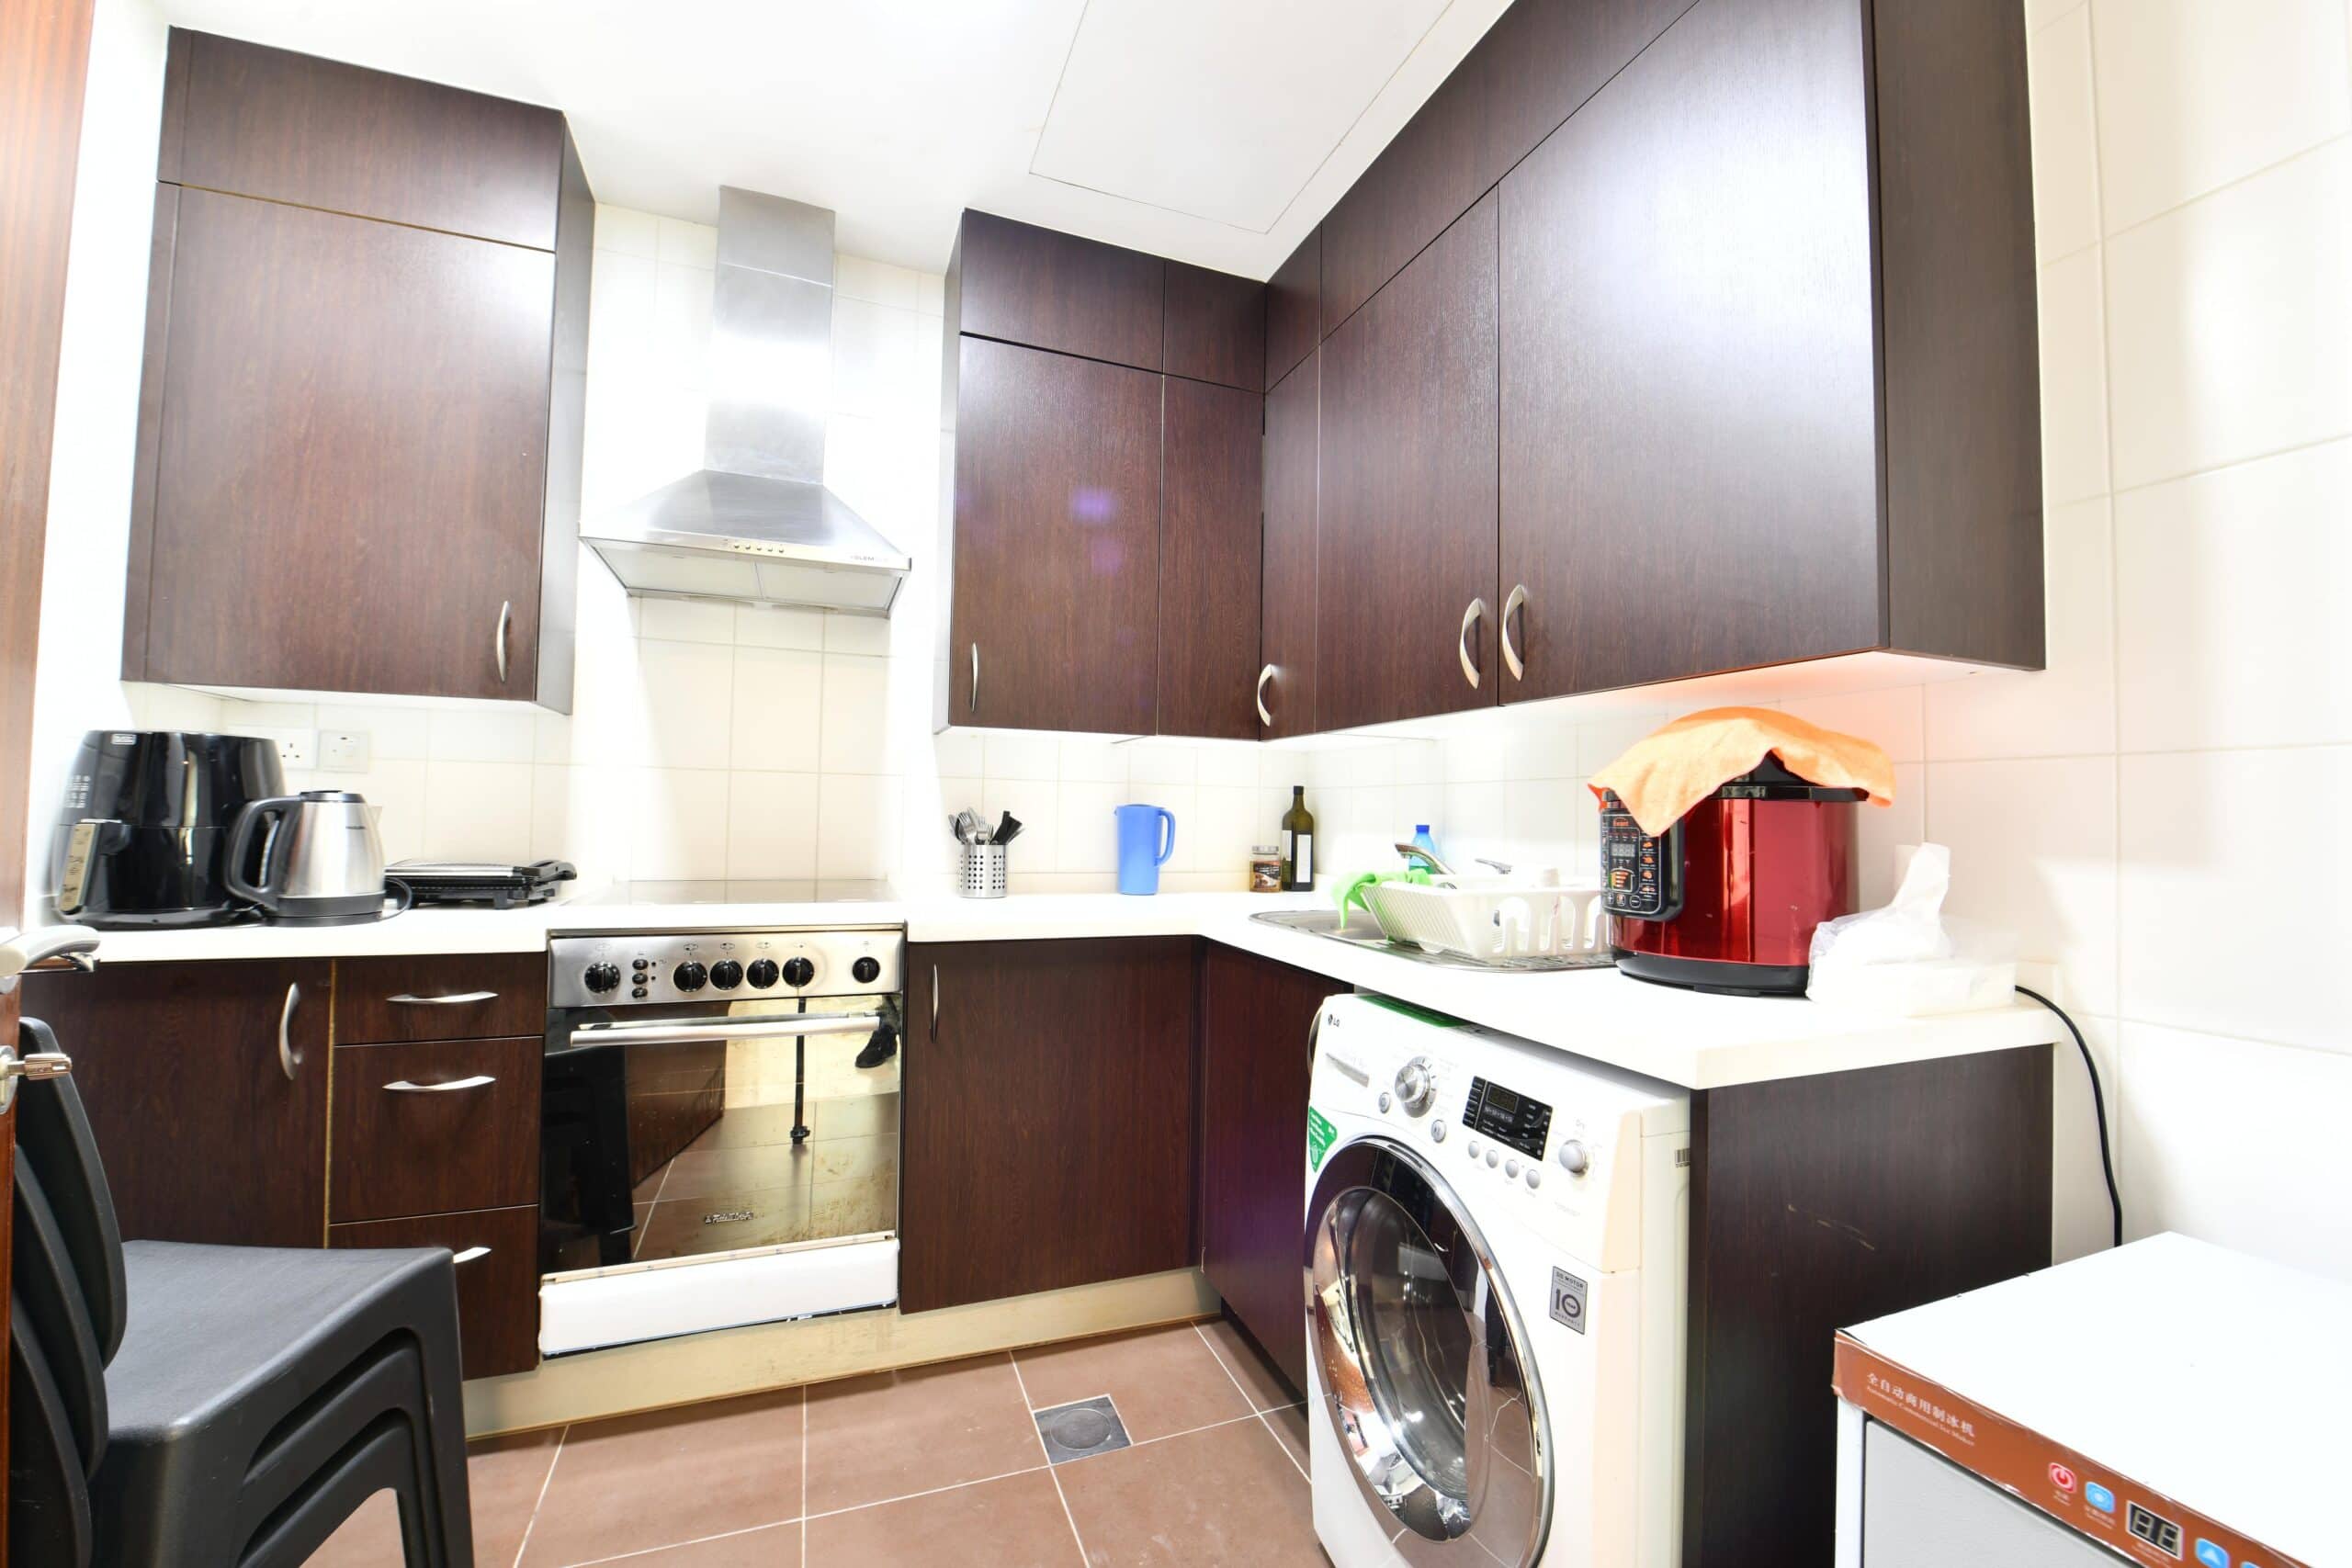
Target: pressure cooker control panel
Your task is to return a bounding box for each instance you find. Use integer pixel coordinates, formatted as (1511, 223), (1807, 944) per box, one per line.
(1599, 791), (1682, 921)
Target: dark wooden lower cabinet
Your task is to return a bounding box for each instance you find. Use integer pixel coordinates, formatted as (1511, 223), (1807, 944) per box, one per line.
(20, 959), (333, 1247)
(1684, 1046), (2052, 1566)
(330, 1203), (539, 1378)
(1199, 946), (1348, 1393)
(900, 938), (1198, 1313)
(330, 1035), (540, 1222)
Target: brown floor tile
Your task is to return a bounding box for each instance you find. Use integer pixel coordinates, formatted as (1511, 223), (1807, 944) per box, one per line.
(1195, 1317), (1300, 1412)
(310, 1427), (561, 1566)
(1056, 1420), (1322, 1567)
(805, 1469), (1079, 1567)
(1013, 1325), (1252, 1441)
(1261, 1404), (1310, 1477)
(804, 1354), (1044, 1515)
(637, 1183), (816, 1258)
(602, 1520), (800, 1564)
(519, 1391), (802, 1566)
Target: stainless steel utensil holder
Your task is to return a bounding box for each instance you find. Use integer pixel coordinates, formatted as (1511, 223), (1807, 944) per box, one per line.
(959, 842), (1008, 899)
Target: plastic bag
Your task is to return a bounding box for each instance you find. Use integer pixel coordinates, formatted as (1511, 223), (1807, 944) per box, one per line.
(1806, 844), (2017, 1014)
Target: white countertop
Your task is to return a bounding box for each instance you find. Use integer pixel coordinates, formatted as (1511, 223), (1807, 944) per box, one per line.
(74, 890), (2062, 1090)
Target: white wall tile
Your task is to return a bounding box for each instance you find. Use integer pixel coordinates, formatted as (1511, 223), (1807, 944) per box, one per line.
(1055, 781), (1124, 873)
(320, 703), (431, 761)
(2119, 1021), (2352, 1282)
(983, 733), (1060, 782)
(1781, 685), (1926, 764)
(594, 205), (659, 259)
(2104, 139), (2352, 489)
(2029, 5), (2103, 261)
(1195, 744), (1261, 790)
(1194, 786), (1264, 879)
(2026, 0), (2086, 29)
(352, 759), (428, 865)
(2051, 1015), (2122, 1265)
(1925, 496), (2115, 760)
(2035, 247), (2110, 504)
(817, 654), (892, 774)
(725, 773), (821, 877)
(2091, 0), (2351, 234)
(637, 597), (737, 644)
(632, 768), (730, 879)
(1126, 740), (1199, 785)
(1925, 756), (2119, 1015)
(729, 646), (824, 772)
(650, 260), (713, 389)
(422, 761), (534, 861)
(831, 296), (924, 423)
(2118, 746), (2351, 1051)
(821, 613), (891, 656)
(2115, 438), (2352, 751)
(631, 638), (734, 768)
(654, 216), (717, 269)
(835, 254), (923, 311)
(1058, 737), (1125, 784)
(1854, 762), (1927, 912)
(734, 604), (827, 650)
(981, 778), (1061, 874)
(426, 706), (537, 763)
(817, 774), (901, 880)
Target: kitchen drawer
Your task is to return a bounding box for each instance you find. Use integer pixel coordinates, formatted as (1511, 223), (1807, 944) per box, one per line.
(334, 952), (546, 1043)
(330, 1203), (538, 1379)
(332, 1035), (538, 1222)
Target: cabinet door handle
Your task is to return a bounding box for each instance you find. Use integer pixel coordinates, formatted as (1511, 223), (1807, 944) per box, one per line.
(931, 964), (940, 1038)
(1501, 584), (1527, 682)
(387, 991), (498, 1007)
(968, 643), (978, 716)
(495, 600), (513, 682)
(451, 1246), (492, 1265)
(1458, 597), (1487, 690)
(1255, 664), (1275, 728)
(278, 981), (302, 1081)
(383, 1075), (496, 1093)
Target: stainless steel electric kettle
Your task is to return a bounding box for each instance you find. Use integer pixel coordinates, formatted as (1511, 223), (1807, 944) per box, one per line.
(224, 791), (406, 925)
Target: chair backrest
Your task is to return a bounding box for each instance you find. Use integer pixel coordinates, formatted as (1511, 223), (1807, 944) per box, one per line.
(9, 1303), (94, 1567)
(14, 1021), (125, 1360)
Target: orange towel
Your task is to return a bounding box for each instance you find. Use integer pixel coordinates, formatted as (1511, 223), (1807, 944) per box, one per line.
(1588, 706), (1896, 837)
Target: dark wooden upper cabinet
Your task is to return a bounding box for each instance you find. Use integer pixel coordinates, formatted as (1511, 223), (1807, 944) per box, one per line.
(948, 336), (1162, 734)
(901, 940), (1197, 1314)
(1317, 193), (1500, 732)
(1264, 227), (1321, 391)
(951, 209), (1163, 369)
(1159, 378), (1263, 741)
(1498, 0), (2041, 699)
(124, 31), (589, 708)
(1320, 0), (1689, 336)
(1163, 261), (1265, 391)
(1260, 355), (1319, 739)
(160, 29), (568, 249)
(20, 961), (333, 1247)
(128, 188), (563, 701)
(1200, 945), (1347, 1392)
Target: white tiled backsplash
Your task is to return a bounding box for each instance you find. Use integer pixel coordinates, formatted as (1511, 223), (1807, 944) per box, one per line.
(26, 0), (2352, 1290)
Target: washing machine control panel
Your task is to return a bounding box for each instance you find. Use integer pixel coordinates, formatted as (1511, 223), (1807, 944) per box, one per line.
(1462, 1077), (1552, 1159)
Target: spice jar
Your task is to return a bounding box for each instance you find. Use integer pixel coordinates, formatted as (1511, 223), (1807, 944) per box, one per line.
(1249, 844), (1283, 893)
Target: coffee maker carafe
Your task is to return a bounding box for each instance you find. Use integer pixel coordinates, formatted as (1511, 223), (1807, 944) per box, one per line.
(51, 730), (287, 928)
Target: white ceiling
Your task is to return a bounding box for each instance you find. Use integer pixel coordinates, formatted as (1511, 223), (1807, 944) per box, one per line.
(155, 0), (1513, 278)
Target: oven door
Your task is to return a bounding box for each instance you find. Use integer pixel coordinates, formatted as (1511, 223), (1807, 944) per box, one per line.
(537, 995), (900, 1353)
(1309, 1136), (1549, 1568)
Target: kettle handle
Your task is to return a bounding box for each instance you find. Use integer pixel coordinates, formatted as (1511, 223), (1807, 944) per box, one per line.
(223, 796), (298, 911)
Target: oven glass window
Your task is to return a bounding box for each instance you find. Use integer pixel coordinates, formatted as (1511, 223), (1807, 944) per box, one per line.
(1346, 1190), (1473, 1513)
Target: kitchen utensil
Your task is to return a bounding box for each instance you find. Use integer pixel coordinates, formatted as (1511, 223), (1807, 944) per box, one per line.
(223, 791), (403, 926)
(1352, 876), (1606, 962)
(1601, 755), (1862, 994)
(387, 859), (575, 909)
(1114, 805), (1175, 896)
(959, 841), (1008, 899)
(952, 809), (983, 845)
(49, 730), (286, 928)
(993, 812), (1023, 846)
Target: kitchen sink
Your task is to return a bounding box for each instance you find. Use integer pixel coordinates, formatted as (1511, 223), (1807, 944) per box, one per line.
(1250, 908), (1617, 974)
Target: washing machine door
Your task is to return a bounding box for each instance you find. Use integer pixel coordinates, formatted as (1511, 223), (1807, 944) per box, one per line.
(1309, 1135), (1549, 1568)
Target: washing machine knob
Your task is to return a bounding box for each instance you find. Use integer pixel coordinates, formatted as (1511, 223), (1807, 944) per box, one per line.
(1556, 1139), (1592, 1176)
(1393, 1056), (1437, 1117)
(1505, 1158), (1521, 1179)
(1429, 1119), (1448, 1144)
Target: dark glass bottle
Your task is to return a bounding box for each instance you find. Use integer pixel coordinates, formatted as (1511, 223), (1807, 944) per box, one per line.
(1279, 785), (1316, 891)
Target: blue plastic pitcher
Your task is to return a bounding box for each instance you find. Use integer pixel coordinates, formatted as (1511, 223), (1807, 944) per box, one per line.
(1114, 804), (1176, 896)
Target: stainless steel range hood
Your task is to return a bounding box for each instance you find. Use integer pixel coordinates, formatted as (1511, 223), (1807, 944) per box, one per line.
(582, 188), (910, 615)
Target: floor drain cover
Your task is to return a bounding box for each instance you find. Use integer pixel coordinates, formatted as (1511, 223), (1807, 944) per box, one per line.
(1035, 1395), (1131, 1464)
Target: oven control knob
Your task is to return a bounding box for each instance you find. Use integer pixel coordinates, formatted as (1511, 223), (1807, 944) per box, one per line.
(782, 956), (816, 988)
(852, 955), (882, 985)
(1393, 1057), (1437, 1118)
(673, 961), (707, 992)
(709, 959), (743, 990)
(1555, 1139), (1591, 1176)
(746, 958), (780, 988)
(583, 963), (621, 994)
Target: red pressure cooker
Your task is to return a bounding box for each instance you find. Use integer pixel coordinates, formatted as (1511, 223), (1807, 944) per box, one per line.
(1599, 756), (1863, 996)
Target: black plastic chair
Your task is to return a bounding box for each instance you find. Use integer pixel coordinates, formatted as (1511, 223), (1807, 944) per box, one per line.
(7, 1019), (475, 1566)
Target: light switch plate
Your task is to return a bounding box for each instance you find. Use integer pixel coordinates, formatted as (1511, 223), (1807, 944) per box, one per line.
(319, 728), (370, 772)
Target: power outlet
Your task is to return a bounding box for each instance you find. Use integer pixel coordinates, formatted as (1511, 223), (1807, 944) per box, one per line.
(319, 728), (371, 772)
(259, 728), (315, 772)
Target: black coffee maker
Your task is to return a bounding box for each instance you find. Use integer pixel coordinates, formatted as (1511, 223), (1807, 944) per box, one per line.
(51, 730), (287, 927)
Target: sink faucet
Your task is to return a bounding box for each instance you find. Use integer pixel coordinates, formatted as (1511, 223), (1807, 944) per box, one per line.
(1395, 841), (1454, 876)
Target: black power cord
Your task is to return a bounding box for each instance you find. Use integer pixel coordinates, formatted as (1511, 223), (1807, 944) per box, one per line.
(2018, 985), (2121, 1249)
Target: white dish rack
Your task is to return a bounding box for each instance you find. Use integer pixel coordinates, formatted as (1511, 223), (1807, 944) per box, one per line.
(1356, 876), (1607, 963)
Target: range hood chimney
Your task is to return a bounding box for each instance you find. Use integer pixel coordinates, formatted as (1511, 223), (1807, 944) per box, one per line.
(581, 187), (910, 615)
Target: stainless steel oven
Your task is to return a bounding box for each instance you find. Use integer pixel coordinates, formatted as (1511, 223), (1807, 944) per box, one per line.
(539, 925), (902, 1354)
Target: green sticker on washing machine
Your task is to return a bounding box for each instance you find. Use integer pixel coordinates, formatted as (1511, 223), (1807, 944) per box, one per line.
(1306, 1107), (1337, 1170)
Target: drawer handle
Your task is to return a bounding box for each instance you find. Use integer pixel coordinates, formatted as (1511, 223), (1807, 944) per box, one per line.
(383, 1075), (497, 1093)
(494, 601), (513, 682)
(387, 990), (498, 1006)
(1255, 663), (1275, 728)
(278, 982), (301, 1081)
(451, 1246), (492, 1265)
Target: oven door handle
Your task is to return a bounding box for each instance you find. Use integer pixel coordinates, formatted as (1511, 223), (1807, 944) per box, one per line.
(564, 1014), (885, 1049)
